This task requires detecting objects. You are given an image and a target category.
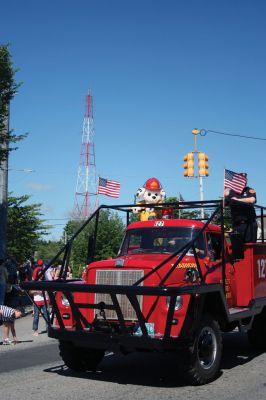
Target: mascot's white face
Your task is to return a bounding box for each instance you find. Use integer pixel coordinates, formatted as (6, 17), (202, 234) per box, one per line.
(136, 187), (166, 205)
(143, 190), (162, 204)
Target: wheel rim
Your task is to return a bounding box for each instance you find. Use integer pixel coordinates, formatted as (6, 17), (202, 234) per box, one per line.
(197, 326), (217, 370)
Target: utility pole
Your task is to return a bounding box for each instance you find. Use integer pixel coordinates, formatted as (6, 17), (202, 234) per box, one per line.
(183, 128), (209, 219)
(0, 105), (9, 260)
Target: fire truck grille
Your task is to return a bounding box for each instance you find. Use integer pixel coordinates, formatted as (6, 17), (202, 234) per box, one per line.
(95, 270), (144, 320)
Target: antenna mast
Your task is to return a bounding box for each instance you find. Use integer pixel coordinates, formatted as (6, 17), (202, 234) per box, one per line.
(74, 93), (98, 219)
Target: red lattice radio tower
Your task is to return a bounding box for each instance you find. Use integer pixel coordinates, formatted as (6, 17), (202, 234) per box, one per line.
(74, 93), (98, 219)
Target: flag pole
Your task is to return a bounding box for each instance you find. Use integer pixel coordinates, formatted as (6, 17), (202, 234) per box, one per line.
(223, 167), (226, 209)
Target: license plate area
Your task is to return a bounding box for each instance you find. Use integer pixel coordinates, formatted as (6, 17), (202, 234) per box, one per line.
(133, 322), (154, 337)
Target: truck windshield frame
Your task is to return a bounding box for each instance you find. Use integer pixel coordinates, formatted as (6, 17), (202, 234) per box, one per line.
(119, 227), (206, 257)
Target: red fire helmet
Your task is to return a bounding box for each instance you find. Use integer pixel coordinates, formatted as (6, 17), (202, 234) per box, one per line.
(143, 178), (162, 191)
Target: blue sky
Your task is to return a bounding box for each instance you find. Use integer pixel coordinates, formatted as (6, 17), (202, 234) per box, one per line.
(1, 0), (266, 240)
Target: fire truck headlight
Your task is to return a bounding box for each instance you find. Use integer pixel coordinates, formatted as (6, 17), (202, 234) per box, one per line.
(61, 294), (70, 307)
(166, 295), (183, 311)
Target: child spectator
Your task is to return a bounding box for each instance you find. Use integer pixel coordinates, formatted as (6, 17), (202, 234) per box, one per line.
(0, 305), (22, 345)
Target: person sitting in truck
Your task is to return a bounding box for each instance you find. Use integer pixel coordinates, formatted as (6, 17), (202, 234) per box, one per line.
(206, 233), (222, 261)
(224, 186), (257, 242)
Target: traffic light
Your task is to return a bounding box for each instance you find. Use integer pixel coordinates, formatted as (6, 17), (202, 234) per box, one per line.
(198, 152), (209, 176)
(184, 152), (194, 177)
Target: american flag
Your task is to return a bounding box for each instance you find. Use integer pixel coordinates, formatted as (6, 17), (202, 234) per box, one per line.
(98, 177), (120, 198)
(224, 169), (247, 194)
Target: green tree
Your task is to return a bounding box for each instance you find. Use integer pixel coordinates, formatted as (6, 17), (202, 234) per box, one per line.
(63, 210), (125, 277)
(7, 194), (49, 262)
(35, 239), (63, 263)
(0, 44), (26, 162)
(165, 196), (201, 219)
(0, 45), (27, 259)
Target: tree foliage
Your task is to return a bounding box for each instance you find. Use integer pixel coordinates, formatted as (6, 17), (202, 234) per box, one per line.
(63, 210), (125, 277)
(0, 44), (26, 162)
(167, 196), (232, 228)
(35, 239), (63, 263)
(7, 194), (49, 262)
(165, 196), (201, 219)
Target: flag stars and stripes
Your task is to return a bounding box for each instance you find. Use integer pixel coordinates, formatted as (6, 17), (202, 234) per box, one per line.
(224, 169), (247, 194)
(98, 177), (121, 198)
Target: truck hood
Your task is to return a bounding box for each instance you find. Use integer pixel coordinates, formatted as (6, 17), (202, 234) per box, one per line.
(86, 254), (197, 286)
(88, 254), (171, 269)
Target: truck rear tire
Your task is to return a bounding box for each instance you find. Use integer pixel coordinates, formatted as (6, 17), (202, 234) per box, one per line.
(248, 310), (266, 351)
(59, 341), (105, 372)
(180, 313), (222, 385)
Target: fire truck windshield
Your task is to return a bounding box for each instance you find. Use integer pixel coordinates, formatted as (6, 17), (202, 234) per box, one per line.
(119, 227), (205, 256)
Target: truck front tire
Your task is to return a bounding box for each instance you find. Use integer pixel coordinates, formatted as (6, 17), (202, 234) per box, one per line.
(59, 341), (105, 372)
(180, 313), (222, 385)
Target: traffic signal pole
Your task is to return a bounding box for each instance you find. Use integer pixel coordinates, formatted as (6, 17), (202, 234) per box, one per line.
(194, 131), (204, 218)
(183, 128), (209, 219)
(199, 176), (204, 218)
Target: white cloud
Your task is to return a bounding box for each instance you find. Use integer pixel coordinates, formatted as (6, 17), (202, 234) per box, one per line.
(40, 204), (54, 213)
(27, 182), (54, 192)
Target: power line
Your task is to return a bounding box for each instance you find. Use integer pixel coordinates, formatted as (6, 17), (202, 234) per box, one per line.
(200, 129), (266, 141)
(44, 218), (69, 221)
(9, 168), (35, 172)
(49, 223), (66, 226)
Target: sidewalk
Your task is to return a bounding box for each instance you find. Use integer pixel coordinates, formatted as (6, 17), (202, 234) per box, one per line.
(0, 313), (55, 352)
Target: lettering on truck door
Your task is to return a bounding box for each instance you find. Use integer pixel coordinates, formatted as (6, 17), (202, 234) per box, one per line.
(253, 245), (266, 298)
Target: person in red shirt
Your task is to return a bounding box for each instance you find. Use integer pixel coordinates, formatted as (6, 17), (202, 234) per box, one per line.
(31, 259), (49, 336)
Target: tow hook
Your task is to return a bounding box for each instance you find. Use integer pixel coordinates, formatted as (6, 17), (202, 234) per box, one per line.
(99, 301), (107, 320)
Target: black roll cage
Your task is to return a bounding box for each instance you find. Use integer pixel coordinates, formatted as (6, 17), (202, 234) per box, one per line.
(21, 200), (266, 344)
(33, 199), (266, 286)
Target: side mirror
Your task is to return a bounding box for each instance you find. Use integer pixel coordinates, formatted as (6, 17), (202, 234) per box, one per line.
(87, 235), (95, 263)
(230, 232), (244, 261)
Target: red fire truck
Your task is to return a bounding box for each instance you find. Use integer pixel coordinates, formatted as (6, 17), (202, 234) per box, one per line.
(22, 200), (266, 385)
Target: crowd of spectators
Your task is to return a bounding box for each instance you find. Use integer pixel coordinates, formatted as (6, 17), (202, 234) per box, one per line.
(0, 255), (73, 345)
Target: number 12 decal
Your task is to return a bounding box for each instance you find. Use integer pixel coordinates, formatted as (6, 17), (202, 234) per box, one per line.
(257, 259), (266, 279)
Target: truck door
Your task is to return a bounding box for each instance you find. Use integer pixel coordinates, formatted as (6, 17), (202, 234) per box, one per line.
(205, 232), (234, 306)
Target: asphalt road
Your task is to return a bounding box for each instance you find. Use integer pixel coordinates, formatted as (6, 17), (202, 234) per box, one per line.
(1, 315), (266, 400)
